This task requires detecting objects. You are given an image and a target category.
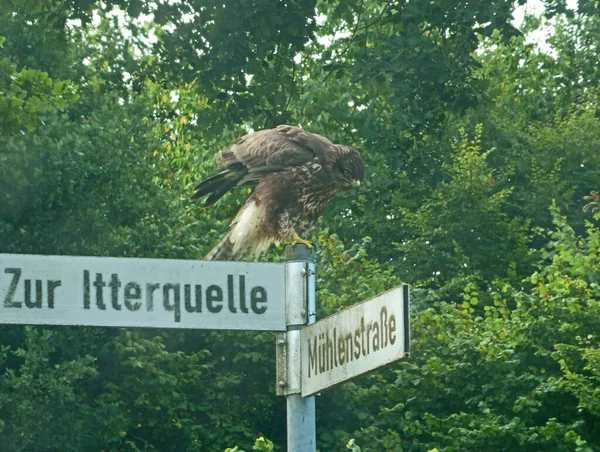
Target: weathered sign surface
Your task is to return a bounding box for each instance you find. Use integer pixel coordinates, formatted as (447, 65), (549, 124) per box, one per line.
(301, 284), (409, 396)
(0, 254), (285, 331)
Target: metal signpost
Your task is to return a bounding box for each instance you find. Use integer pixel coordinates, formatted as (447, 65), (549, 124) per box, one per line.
(276, 246), (317, 451)
(0, 250), (410, 452)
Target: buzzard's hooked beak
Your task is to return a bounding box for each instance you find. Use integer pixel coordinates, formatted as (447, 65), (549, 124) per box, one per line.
(353, 180), (361, 190)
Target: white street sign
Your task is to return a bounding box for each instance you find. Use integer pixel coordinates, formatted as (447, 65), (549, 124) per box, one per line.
(0, 254), (285, 331)
(301, 284), (409, 397)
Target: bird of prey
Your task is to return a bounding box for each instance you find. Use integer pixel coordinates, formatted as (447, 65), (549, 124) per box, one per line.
(192, 125), (364, 261)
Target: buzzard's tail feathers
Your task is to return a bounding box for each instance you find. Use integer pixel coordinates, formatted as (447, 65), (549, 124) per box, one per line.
(203, 231), (274, 261)
(191, 165), (246, 207)
(203, 233), (237, 261)
(203, 200), (275, 261)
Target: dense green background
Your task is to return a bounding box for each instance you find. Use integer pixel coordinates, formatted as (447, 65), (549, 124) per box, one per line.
(1, 0), (599, 450)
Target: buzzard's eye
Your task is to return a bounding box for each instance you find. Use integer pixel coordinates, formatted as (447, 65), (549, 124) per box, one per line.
(342, 169), (352, 179)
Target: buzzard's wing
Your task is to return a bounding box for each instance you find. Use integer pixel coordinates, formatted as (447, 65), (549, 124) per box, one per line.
(192, 125), (332, 206)
(222, 124), (332, 172)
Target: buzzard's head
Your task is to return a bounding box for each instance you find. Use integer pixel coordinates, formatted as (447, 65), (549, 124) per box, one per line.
(331, 145), (364, 191)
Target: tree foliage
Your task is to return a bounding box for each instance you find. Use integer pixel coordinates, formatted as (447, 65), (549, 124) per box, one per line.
(1, 0), (599, 450)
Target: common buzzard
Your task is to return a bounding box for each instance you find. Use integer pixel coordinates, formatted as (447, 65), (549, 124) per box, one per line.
(192, 125), (364, 261)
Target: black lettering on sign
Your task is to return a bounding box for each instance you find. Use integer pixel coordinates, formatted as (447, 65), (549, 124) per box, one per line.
(338, 333), (346, 365)
(184, 284), (202, 313)
(250, 286), (267, 314)
(227, 275), (237, 313)
(389, 314), (396, 345)
(4, 268), (61, 310)
(333, 328), (338, 367)
(93, 273), (107, 310)
(308, 335), (318, 377)
(83, 270), (91, 309)
(206, 285), (223, 313)
(360, 317), (366, 357)
(124, 282), (141, 311)
(238, 276), (248, 313)
(318, 332), (325, 374)
(344, 332), (353, 363)
(24, 279), (42, 308)
(47, 280), (60, 308)
(109, 274), (122, 311)
(372, 319), (380, 352)
(146, 283), (159, 311)
(380, 307), (388, 348)
(163, 283), (181, 322)
(326, 329), (334, 370)
(305, 306), (402, 380)
(193, 284), (203, 312)
(4, 268), (22, 308)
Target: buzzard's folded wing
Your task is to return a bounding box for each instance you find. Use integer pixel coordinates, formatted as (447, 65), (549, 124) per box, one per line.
(192, 125), (332, 206)
(221, 125), (332, 171)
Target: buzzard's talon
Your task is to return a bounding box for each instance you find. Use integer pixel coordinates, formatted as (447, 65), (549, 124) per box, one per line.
(291, 231), (313, 249)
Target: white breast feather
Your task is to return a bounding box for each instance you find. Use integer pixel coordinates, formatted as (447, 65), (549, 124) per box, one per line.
(229, 201), (276, 258)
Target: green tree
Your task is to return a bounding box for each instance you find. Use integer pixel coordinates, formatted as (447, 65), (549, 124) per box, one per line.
(334, 205), (600, 451)
(1, 1), (600, 451)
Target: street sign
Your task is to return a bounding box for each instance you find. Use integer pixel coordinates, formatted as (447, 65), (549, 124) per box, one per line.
(301, 284), (409, 397)
(0, 254), (285, 331)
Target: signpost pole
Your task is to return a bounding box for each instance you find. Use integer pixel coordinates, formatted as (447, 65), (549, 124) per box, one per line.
(281, 244), (316, 452)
